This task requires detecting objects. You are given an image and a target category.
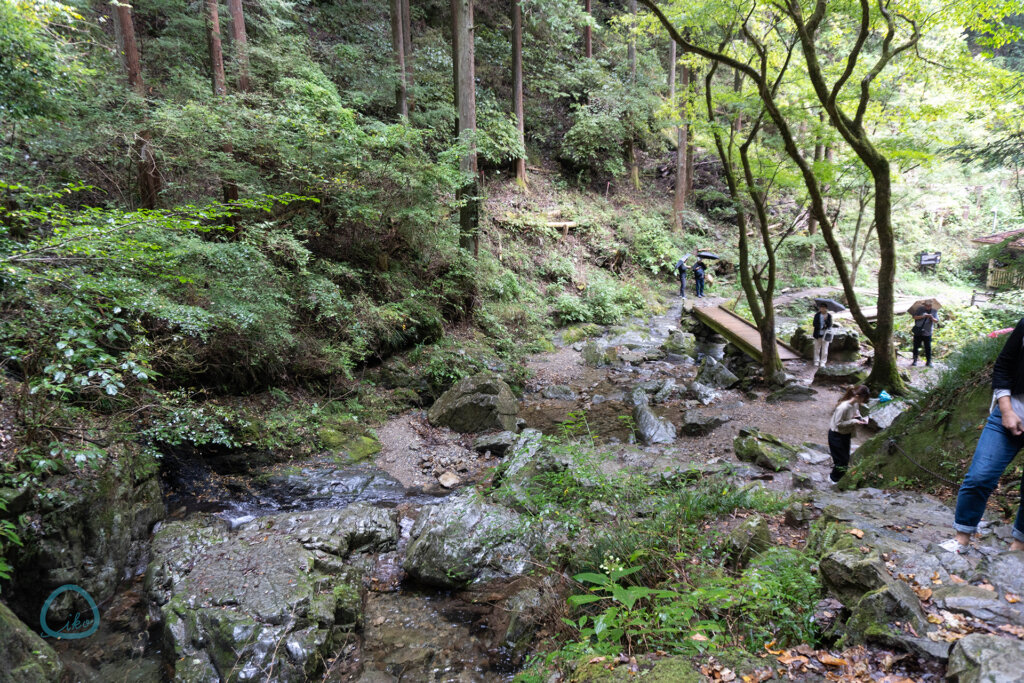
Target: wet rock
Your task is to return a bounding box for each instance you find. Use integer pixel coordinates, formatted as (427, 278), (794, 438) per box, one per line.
(146, 504), (396, 681)
(427, 372), (519, 433)
(724, 515), (771, 567)
(766, 383), (817, 403)
(798, 449), (831, 466)
(0, 601), (63, 681)
(789, 327), (815, 360)
(947, 633), (1024, 682)
(813, 362), (867, 386)
(473, 431), (517, 456)
(581, 341), (606, 368)
(784, 502), (816, 527)
(867, 401), (906, 431)
(932, 585), (1024, 627)
(686, 381), (719, 406)
(696, 357), (739, 389)
(636, 379), (677, 404)
(843, 581), (947, 660)
(679, 410), (730, 436)
(790, 326), (860, 362)
(630, 389), (676, 445)
(733, 428), (798, 472)
(541, 385), (577, 401)
(642, 347), (666, 362)
(404, 494), (540, 588)
(661, 331), (697, 357)
(791, 472), (814, 490)
(437, 471), (461, 489)
(978, 550), (1024, 597)
(503, 576), (564, 662)
(818, 548), (890, 604)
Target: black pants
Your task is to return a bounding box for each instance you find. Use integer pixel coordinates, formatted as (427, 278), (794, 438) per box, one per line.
(827, 429), (852, 482)
(695, 276), (705, 297)
(912, 333), (932, 363)
(678, 273), (687, 296)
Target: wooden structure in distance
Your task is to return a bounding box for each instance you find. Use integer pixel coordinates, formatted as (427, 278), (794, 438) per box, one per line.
(692, 305), (803, 362)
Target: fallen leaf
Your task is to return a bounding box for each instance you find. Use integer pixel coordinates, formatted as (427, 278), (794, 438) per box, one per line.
(998, 624), (1024, 637)
(1006, 593), (1021, 604)
(691, 633), (708, 641)
(817, 653), (847, 666)
(847, 528), (865, 539)
(950, 574), (967, 585)
(927, 614), (944, 624)
(764, 640), (784, 655)
(913, 586), (934, 601)
(978, 582), (996, 591)
(777, 654), (809, 665)
(720, 668), (736, 682)
(588, 656), (606, 664)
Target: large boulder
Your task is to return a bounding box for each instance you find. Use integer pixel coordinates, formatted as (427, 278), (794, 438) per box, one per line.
(679, 410), (730, 436)
(842, 581), (948, 660)
(0, 601), (63, 682)
(733, 428), (798, 471)
(947, 633), (1024, 682)
(661, 331), (697, 358)
(766, 383), (817, 403)
(813, 362), (867, 386)
(818, 548), (890, 604)
(696, 357), (739, 390)
(146, 504), (396, 681)
(867, 401), (906, 430)
(427, 371), (519, 433)
(630, 389), (676, 445)
(686, 381), (719, 406)
(790, 326), (860, 362)
(724, 515), (771, 567)
(404, 494), (542, 588)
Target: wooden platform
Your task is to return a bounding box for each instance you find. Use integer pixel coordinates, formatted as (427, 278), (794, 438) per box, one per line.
(692, 305), (803, 362)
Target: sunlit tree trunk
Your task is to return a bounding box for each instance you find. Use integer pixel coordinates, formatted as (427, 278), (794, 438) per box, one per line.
(627, 0), (640, 190)
(390, 0), (408, 117)
(206, 0), (238, 206)
(226, 0), (249, 92)
(584, 0), (592, 58)
(513, 0), (527, 188)
(401, 0), (414, 113)
(453, 0), (478, 255)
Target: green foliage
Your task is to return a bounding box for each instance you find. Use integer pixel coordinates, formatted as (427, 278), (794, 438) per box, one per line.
(628, 213), (678, 275)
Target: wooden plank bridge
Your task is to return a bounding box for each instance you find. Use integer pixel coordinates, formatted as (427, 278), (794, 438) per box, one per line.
(692, 305), (803, 363)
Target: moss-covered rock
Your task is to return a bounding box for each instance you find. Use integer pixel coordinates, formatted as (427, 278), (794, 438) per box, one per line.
(724, 514), (772, 567)
(733, 428), (798, 471)
(427, 371), (519, 433)
(0, 601), (63, 682)
(947, 633), (1024, 682)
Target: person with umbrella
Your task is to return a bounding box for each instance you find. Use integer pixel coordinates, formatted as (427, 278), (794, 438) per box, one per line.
(692, 254), (708, 298)
(911, 299), (939, 367)
(812, 302), (835, 368)
(673, 255), (689, 298)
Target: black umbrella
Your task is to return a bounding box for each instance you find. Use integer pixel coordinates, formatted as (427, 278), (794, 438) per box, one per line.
(813, 298), (846, 312)
(696, 251), (720, 260)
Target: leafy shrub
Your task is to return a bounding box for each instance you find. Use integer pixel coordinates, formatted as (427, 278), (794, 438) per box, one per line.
(541, 254), (576, 283)
(629, 215), (677, 275)
(552, 293), (592, 325)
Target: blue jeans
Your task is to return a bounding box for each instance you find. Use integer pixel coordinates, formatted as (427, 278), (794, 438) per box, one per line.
(695, 276), (704, 297)
(953, 406), (1024, 543)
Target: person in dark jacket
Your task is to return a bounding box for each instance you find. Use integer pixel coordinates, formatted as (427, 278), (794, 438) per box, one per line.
(943, 318), (1024, 554)
(812, 303), (834, 368)
(911, 305), (938, 367)
(692, 259), (707, 298)
(674, 257), (688, 297)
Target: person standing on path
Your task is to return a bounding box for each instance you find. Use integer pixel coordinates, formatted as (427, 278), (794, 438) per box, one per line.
(692, 259), (707, 298)
(674, 257), (688, 297)
(812, 303), (834, 368)
(827, 385), (869, 483)
(944, 318), (1024, 554)
(911, 305), (939, 366)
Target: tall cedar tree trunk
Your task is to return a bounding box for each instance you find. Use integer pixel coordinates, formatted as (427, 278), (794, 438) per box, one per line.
(640, 0), (908, 392)
(401, 0), (414, 112)
(390, 0), (408, 117)
(584, 0), (592, 58)
(206, 0), (239, 206)
(112, 2), (160, 209)
(808, 112), (825, 265)
(513, 0), (527, 187)
(453, 0), (478, 255)
(669, 41), (687, 231)
(627, 0), (640, 190)
(226, 0), (249, 92)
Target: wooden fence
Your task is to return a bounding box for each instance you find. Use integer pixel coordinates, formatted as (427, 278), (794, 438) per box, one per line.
(986, 259), (1024, 289)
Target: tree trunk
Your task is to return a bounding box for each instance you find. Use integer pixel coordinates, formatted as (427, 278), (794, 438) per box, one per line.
(627, 0), (639, 190)
(673, 59), (689, 231)
(390, 0), (408, 117)
(226, 0), (249, 92)
(112, 2), (161, 210)
(112, 2), (144, 96)
(206, 0), (227, 96)
(206, 0), (238, 208)
(584, 0), (592, 58)
(512, 0), (527, 188)
(453, 0), (478, 255)
(401, 0), (414, 113)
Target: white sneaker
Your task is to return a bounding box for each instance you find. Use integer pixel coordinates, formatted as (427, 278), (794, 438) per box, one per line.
(938, 538), (971, 555)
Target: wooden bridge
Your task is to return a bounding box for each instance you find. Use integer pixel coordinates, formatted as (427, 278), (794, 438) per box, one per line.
(692, 305), (803, 363)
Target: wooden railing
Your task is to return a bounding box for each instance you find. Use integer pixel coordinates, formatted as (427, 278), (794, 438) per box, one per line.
(986, 260), (1024, 289)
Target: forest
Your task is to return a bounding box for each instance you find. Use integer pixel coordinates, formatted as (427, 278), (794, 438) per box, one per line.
(2, 0), (1024, 681)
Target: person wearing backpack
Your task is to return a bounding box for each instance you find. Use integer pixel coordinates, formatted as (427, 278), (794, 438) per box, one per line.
(692, 259), (707, 298)
(674, 257), (688, 297)
(911, 304), (939, 367)
(812, 303), (834, 368)
(942, 318), (1024, 555)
